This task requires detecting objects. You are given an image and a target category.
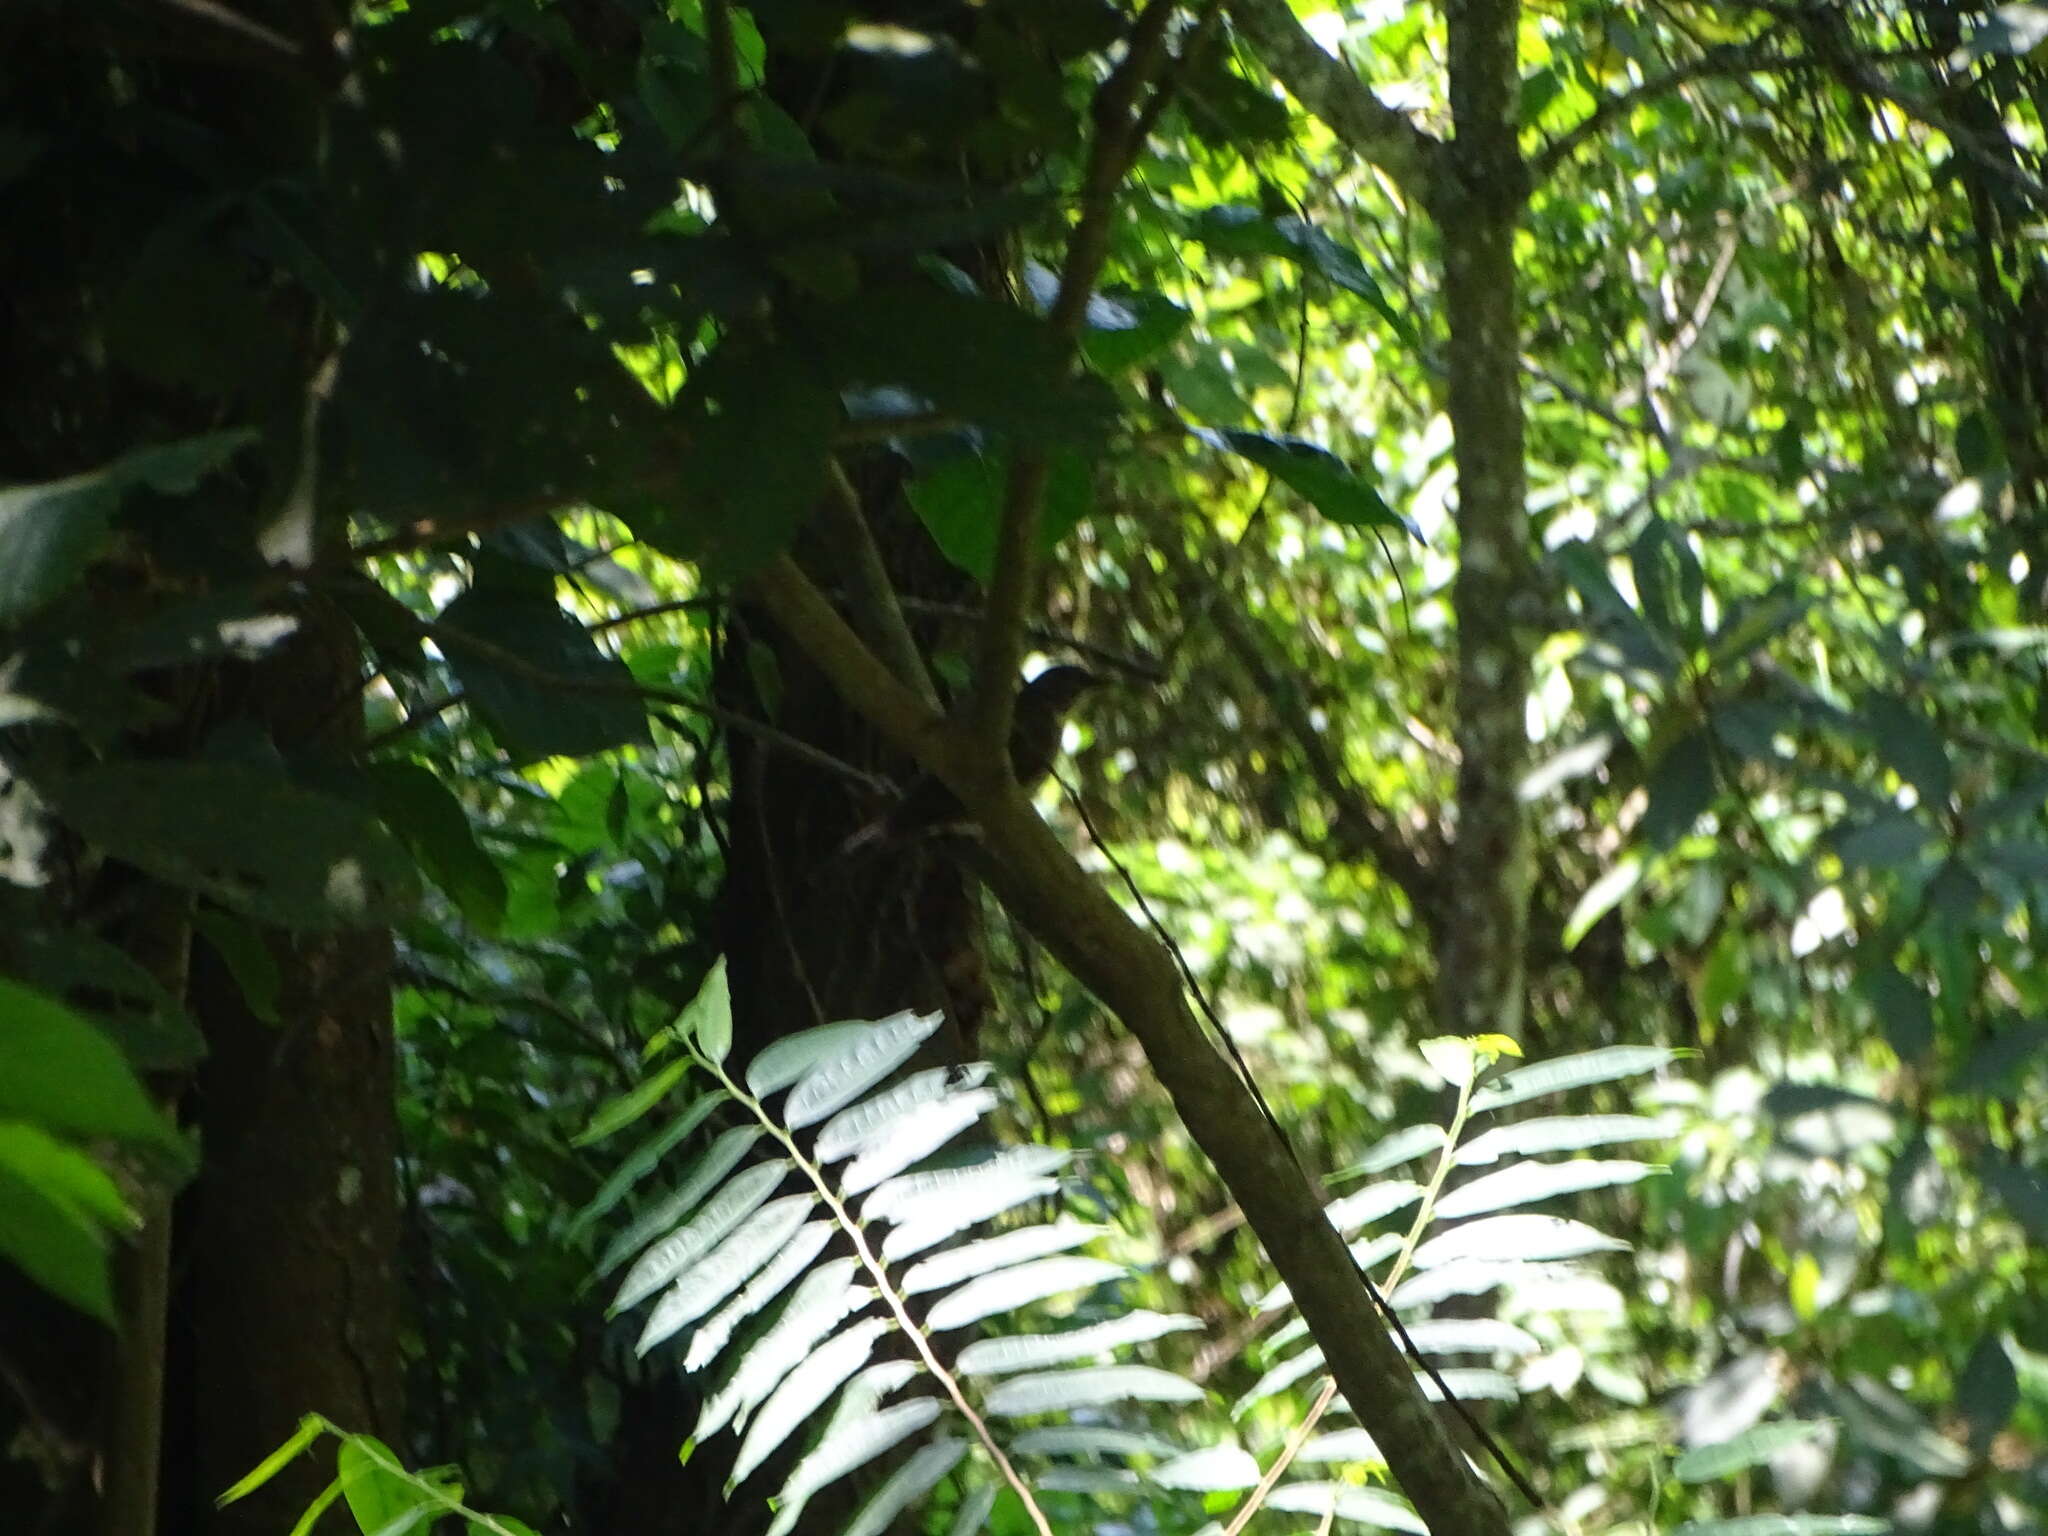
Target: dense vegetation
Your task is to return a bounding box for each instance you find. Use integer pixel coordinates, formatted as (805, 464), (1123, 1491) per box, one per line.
(3, 1), (2045, 1534)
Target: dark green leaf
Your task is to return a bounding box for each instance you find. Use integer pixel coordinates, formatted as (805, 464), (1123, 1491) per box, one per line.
(193, 909), (283, 1026)
(1854, 964), (1934, 1064)
(363, 762), (508, 931)
(1640, 731), (1715, 849)
(1954, 1019), (2048, 1091)
(1979, 1158), (2048, 1243)
(4, 929), (203, 1070)
(1864, 694), (1952, 807)
(1077, 290), (1190, 376)
(1830, 810), (1936, 873)
(1631, 516), (1703, 646)
(1193, 207), (1410, 338)
(438, 591), (651, 764)
(907, 447), (1094, 581)
(1956, 1333), (2017, 1450)
(48, 761), (420, 930)
(0, 978), (184, 1151)
(0, 431), (255, 625)
(573, 1060), (692, 1148)
(1191, 428), (1409, 534)
(1554, 540), (1678, 677)
(1961, 4), (2048, 62)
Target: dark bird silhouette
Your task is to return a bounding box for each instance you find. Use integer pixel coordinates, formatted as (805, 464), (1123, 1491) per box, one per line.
(835, 665), (1100, 857)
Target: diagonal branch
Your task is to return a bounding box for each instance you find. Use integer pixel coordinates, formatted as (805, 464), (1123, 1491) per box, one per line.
(1225, 0), (1442, 205)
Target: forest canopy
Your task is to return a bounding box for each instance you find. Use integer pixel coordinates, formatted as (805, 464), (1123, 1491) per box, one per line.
(2, 1), (2046, 1535)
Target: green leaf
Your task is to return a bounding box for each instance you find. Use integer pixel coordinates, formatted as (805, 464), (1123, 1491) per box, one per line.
(48, 762), (419, 930)
(1077, 289), (1190, 375)
(1191, 427), (1409, 533)
(1193, 206), (1410, 338)
(1864, 693), (1951, 808)
(336, 1436), (426, 1536)
(0, 978), (183, 1151)
(0, 1161), (115, 1320)
(1640, 731), (1715, 849)
(193, 909), (283, 1026)
(1562, 856), (1642, 950)
(0, 1120), (134, 1231)
(680, 957), (732, 1067)
(437, 590), (650, 765)
(218, 1417), (327, 1506)
(1854, 964), (1934, 1064)
(362, 762), (507, 931)
(574, 1061), (692, 1149)
(906, 446), (1094, 581)
(0, 431), (256, 624)
(1957, 1333), (2018, 1448)
(1673, 1420), (1832, 1482)
(1672, 1519), (1887, 1536)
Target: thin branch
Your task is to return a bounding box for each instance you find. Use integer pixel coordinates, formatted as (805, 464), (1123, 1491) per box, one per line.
(971, 0), (1180, 752)
(820, 460), (939, 706)
(1225, 0), (1442, 205)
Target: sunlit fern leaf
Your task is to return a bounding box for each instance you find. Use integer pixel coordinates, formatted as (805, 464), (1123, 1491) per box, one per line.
(955, 1312), (1203, 1376)
(1388, 1257), (1579, 1310)
(692, 1257), (869, 1443)
(745, 1021), (873, 1098)
(944, 1483), (998, 1536)
(902, 1223), (1107, 1297)
(1235, 1344), (1325, 1416)
(765, 1396), (943, 1536)
(1417, 1367), (1517, 1401)
(1294, 1428), (1382, 1465)
(1010, 1426), (1181, 1457)
(1323, 1178), (1422, 1234)
(864, 1146), (1071, 1225)
(1393, 1317), (1538, 1356)
(1469, 1045), (1681, 1112)
(1409, 1213), (1628, 1269)
(611, 1158), (793, 1313)
(782, 1010), (946, 1130)
(1262, 1481), (1427, 1532)
(1338, 1122), (1447, 1178)
(1453, 1112), (1665, 1165)
(814, 1064), (994, 1164)
(595, 1123), (763, 1278)
(730, 1317), (894, 1485)
(838, 1438), (968, 1536)
(839, 1086), (999, 1195)
(984, 1364), (1206, 1416)
(1150, 1444), (1262, 1491)
(924, 1255), (1125, 1332)
(637, 1193), (817, 1355)
(685, 1221), (836, 1372)
(1431, 1158), (1656, 1219)
(1671, 1519), (1889, 1536)
(1039, 1465), (1142, 1493)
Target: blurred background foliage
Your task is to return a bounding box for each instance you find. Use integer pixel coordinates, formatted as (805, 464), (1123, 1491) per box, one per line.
(2, 0), (2047, 1532)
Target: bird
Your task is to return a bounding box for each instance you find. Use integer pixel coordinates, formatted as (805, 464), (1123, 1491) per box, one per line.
(833, 665), (1099, 858)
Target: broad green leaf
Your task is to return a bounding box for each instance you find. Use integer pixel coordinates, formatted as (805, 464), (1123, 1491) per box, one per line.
(784, 1009), (945, 1129)
(0, 1121), (133, 1230)
(924, 1255), (1124, 1331)
(0, 1163), (114, 1320)
(1077, 289), (1190, 374)
(1262, 1482), (1428, 1532)
(1431, 1160), (1656, 1220)
(1864, 693), (1952, 807)
(217, 1416), (326, 1506)
(984, 1364), (1204, 1416)
(438, 589), (650, 764)
(0, 979), (183, 1151)
(815, 1064), (995, 1164)
(595, 1125), (763, 1277)
(1192, 207), (1409, 338)
(1471, 1046), (1679, 1112)
(336, 1435), (424, 1536)
(1854, 964), (1934, 1064)
(906, 447), (1093, 582)
(1191, 427), (1408, 533)
(901, 1222), (1106, 1297)
(362, 762), (507, 931)
(1455, 1114), (1663, 1165)
(1411, 1215), (1627, 1268)
(48, 762), (419, 930)
(611, 1158), (791, 1313)
(837, 1438), (967, 1536)
(0, 430), (255, 624)
(575, 1061), (693, 1149)
(955, 1310), (1202, 1375)
(1640, 733), (1716, 850)
(1675, 1420), (1833, 1483)
(731, 1317), (893, 1484)
(192, 909), (282, 1027)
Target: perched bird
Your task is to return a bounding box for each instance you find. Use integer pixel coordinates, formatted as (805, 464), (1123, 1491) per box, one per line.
(835, 665), (1099, 857)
